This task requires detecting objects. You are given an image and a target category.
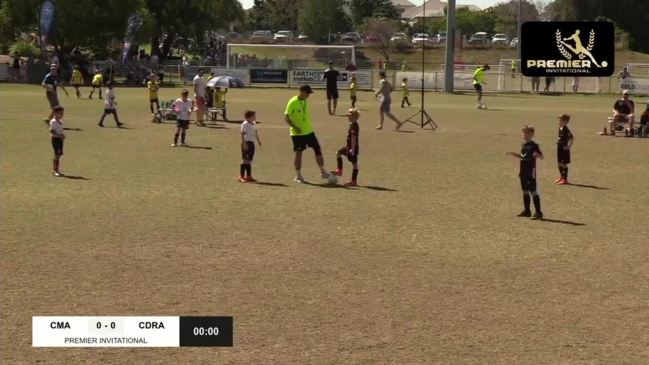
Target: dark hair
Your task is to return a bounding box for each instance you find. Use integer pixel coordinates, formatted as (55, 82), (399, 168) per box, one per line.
(402, 78), (407, 81)
(53, 105), (64, 112)
(244, 110), (256, 119)
(379, 71), (386, 78)
(181, 89), (189, 95)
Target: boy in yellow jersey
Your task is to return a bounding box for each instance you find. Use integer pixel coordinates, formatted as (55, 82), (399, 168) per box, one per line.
(473, 64), (490, 109)
(89, 69), (103, 99)
(215, 87), (228, 120)
(71, 65), (83, 98)
(400, 78), (411, 108)
(349, 72), (357, 108)
(147, 73), (161, 121)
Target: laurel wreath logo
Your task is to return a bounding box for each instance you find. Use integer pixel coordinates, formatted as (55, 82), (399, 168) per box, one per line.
(556, 29), (572, 59)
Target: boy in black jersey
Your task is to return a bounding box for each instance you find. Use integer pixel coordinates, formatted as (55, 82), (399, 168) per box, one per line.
(508, 125), (544, 219)
(555, 114), (574, 185)
(332, 108), (360, 186)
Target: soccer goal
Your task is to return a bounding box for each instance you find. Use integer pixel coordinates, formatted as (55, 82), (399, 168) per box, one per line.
(225, 44), (356, 69)
(497, 58), (521, 92)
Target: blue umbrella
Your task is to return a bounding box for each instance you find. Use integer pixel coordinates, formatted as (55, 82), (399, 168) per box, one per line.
(207, 76), (245, 88)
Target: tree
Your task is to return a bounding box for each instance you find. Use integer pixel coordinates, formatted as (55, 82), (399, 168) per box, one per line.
(455, 7), (497, 36)
(361, 19), (400, 66)
(493, 0), (540, 37)
(298, 0), (350, 44)
(349, 0), (402, 28)
(248, 0), (303, 31)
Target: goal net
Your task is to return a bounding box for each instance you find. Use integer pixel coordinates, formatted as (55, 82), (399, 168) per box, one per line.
(226, 44), (356, 69)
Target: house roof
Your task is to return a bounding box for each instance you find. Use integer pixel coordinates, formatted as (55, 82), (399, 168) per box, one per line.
(401, 0), (446, 19)
(392, 0), (416, 7)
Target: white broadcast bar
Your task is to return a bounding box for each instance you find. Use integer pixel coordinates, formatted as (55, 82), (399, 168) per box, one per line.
(33, 316), (180, 347)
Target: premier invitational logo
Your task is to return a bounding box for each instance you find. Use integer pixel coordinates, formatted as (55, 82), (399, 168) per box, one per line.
(522, 22), (614, 77)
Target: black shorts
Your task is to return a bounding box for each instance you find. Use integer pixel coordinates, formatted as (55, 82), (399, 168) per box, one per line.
(291, 132), (322, 155)
(338, 146), (359, 163)
(351, 95), (357, 101)
(46, 92), (59, 109)
(519, 175), (537, 192)
(51, 137), (63, 156)
(473, 84), (482, 92)
(326, 88), (339, 100)
(242, 141), (255, 160)
(150, 98), (159, 104)
(176, 119), (190, 129)
(103, 108), (117, 115)
(557, 145), (571, 164)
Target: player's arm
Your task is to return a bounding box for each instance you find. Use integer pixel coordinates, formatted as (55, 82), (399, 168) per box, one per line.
(506, 152), (521, 159)
(255, 130), (262, 146)
(350, 133), (357, 154)
(534, 147), (544, 160)
(241, 128), (247, 150)
(284, 115), (301, 134)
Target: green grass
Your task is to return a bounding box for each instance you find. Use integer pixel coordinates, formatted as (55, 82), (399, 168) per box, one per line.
(1, 84), (649, 363)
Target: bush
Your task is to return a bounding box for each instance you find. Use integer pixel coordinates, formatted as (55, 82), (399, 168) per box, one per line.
(9, 40), (39, 57)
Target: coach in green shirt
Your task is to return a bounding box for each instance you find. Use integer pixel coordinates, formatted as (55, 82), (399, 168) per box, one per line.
(284, 85), (332, 183)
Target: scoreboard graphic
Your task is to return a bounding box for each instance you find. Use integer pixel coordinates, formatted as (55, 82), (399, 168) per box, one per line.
(32, 316), (233, 347)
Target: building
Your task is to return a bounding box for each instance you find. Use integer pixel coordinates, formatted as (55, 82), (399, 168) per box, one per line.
(401, 0), (481, 24)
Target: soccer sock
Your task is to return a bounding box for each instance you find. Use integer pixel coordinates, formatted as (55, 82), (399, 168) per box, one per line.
(337, 156), (343, 170)
(564, 167), (569, 180)
(150, 103), (154, 114)
(558, 166), (563, 178)
(53, 159), (57, 171)
(114, 112), (120, 125)
(180, 131), (186, 143)
(174, 133), (179, 144)
(523, 193), (531, 212)
(533, 195), (541, 213)
(352, 169), (359, 182)
(240, 164), (245, 177)
(246, 165), (252, 177)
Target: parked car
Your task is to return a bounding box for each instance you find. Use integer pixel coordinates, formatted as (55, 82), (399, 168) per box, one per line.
(468, 32), (489, 48)
(250, 30), (273, 43)
(364, 34), (378, 43)
(390, 32), (408, 42)
(412, 33), (434, 47)
(510, 37), (519, 48)
(297, 33), (308, 42)
(274, 30), (294, 43)
(436, 32), (447, 44)
(340, 32), (363, 43)
(492, 33), (508, 47)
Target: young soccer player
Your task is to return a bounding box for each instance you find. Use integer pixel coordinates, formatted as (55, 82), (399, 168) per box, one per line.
(507, 125), (544, 220)
(215, 87), (228, 120)
(71, 65), (83, 98)
(401, 78), (411, 108)
(89, 69), (103, 99)
(147, 73), (161, 121)
(349, 73), (357, 108)
(332, 108), (360, 186)
(473, 64), (490, 109)
(239, 110), (262, 183)
(171, 89), (194, 147)
(555, 114), (574, 185)
(49, 106), (65, 177)
(98, 82), (123, 127)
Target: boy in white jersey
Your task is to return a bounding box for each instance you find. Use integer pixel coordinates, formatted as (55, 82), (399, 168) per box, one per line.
(98, 82), (123, 127)
(239, 110), (262, 182)
(49, 106), (65, 176)
(171, 89), (194, 147)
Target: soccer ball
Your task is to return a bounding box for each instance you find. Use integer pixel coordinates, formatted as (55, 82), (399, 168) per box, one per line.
(327, 174), (338, 185)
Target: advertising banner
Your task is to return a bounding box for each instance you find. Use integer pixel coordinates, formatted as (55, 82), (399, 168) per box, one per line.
(289, 69), (372, 89)
(250, 69), (288, 84)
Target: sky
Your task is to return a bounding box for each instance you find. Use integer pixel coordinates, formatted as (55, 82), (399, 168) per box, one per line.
(238, 0), (503, 10)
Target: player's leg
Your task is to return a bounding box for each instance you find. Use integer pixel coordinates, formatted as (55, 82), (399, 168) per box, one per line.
(351, 95), (356, 108)
(245, 143), (256, 181)
(386, 111), (403, 130)
(310, 135), (329, 178)
(112, 110), (123, 127)
(150, 100), (155, 114)
(345, 158), (359, 187)
(172, 125), (182, 146)
(333, 92), (338, 115)
(98, 86), (102, 99)
(98, 109), (107, 127)
(327, 95), (333, 115)
(89, 86), (94, 99)
(530, 190), (542, 219)
(294, 150), (304, 182)
(180, 125), (187, 145)
(334, 147), (346, 176)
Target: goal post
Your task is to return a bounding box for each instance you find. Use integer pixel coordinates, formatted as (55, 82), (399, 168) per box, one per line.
(226, 44), (356, 69)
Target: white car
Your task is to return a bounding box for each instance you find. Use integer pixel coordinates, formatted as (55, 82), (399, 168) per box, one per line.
(391, 33), (408, 42)
(250, 30), (273, 43)
(437, 32), (447, 43)
(412, 33), (434, 46)
(274, 30), (294, 43)
(492, 33), (508, 47)
(510, 37), (519, 48)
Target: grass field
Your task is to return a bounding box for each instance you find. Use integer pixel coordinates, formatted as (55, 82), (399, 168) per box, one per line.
(1, 83), (649, 364)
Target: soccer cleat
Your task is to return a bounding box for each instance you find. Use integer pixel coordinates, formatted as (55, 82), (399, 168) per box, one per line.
(245, 176), (257, 182)
(517, 210), (532, 217)
(238, 176), (247, 183)
(531, 212), (544, 220)
(344, 181), (357, 187)
(556, 179), (568, 185)
(117, 123), (124, 127)
(331, 169), (343, 176)
(170, 143), (177, 147)
(180, 142), (188, 147)
(554, 177), (563, 183)
(321, 172), (331, 179)
(294, 176), (306, 183)
(52, 171), (62, 177)
(98, 123), (104, 127)
(476, 104), (482, 109)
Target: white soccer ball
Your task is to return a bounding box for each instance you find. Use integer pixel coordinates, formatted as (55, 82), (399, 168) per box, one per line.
(327, 174), (338, 185)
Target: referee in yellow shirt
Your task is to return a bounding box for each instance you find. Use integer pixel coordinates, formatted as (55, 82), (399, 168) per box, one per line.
(71, 65), (83, 98)
(473, 64), (490, 110)
(284, 85), (333, 183)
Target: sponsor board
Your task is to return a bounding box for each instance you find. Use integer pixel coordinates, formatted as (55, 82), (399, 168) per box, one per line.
(250, 69), (288, 84)
(522, 21), (614, 77)
(210, 68), (250, 84)
(396, 71), (474, 91)
(289, 69), (372, 89)
(620, 77), (649, 95)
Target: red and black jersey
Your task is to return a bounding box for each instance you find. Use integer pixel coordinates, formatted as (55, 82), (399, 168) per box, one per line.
(346, 121), (359, 149)
(557, 126), (573, 146)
